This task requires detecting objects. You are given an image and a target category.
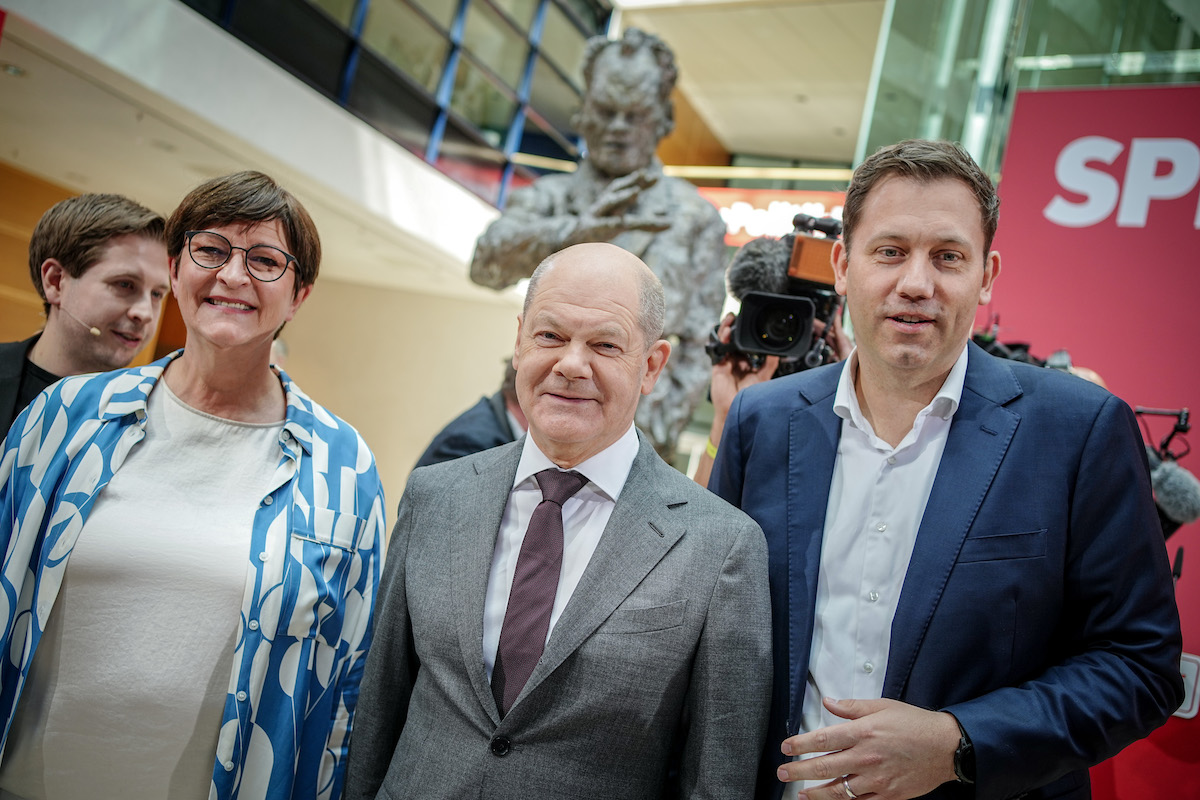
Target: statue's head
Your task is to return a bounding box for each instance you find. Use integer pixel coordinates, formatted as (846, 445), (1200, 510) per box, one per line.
(574, 29), (677, 179)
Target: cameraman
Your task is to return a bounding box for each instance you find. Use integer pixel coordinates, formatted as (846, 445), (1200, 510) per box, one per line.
(693, 311), (850, 487)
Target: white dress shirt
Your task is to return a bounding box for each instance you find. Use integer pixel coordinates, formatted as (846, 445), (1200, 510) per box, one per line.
(482, 425), (640, 680)
(787, 345), (968, 795)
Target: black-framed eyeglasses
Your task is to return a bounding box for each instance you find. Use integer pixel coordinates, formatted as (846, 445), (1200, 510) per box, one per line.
(184, 230), (297, 283)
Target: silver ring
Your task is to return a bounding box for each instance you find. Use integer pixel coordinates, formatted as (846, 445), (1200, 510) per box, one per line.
(842, 775), (859, 800)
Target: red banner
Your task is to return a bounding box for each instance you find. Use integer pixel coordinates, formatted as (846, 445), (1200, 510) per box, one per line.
(993, 85), (1200, 407)
(994, 84), (1200, 800)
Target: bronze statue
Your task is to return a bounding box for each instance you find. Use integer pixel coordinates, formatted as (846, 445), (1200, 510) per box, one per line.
(470, 29), (728, 460)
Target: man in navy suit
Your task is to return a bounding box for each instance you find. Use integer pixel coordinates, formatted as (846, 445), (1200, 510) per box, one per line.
(710, 139), (1183, 800)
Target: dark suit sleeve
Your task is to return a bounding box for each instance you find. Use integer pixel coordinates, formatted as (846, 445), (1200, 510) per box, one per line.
(344, 472), (422, 799)
(414, 395), (515, 469)
(678, 516), (773, 799)
(945, 394), (1184, 800)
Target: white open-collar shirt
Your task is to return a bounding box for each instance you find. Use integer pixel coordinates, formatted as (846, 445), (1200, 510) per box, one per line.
(790, 344), (968, 794)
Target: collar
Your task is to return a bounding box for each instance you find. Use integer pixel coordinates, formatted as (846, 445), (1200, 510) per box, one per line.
(94, 349), (317, 457)
(514, 424), (640, 502)
(833, 343), (970, 428)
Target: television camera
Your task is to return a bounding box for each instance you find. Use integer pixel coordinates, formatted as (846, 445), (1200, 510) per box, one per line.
(705, 213), (844, 377)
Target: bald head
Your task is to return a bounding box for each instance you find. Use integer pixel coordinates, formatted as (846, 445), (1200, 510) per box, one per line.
(524, 243), (665, 351)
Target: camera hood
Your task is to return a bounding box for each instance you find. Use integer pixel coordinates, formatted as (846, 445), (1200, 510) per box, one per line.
(731, 291), (815, 361)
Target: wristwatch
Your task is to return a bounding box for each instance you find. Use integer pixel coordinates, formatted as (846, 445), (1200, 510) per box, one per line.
(953, 717), (976, 784)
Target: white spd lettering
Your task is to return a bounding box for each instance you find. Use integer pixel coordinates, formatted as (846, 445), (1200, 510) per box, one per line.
(1043, 136), (1200, 229)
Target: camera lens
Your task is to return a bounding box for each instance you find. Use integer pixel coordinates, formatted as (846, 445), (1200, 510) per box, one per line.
(754, 305), (804, 351)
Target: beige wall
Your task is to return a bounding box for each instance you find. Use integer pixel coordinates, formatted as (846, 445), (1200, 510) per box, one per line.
(279, 277), (521, 512)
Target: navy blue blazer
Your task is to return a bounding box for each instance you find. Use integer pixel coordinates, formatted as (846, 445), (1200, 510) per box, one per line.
(712, 342), (1184, 800)
(414, 391), (517, 470)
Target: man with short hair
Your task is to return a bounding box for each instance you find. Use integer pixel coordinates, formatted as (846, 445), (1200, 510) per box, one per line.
(346, 242), (772, 800)
(0, 193), (169, 429)
(470, 29), (728, 460)
(711, 139), (1183, 800)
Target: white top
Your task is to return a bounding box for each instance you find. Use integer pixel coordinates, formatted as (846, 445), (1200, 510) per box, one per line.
(482, 425), (639, 680)
(0, 381), (282, 800)
(787, 344), (968, 795)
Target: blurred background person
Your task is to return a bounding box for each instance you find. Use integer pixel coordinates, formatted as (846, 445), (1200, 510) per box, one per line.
(414, 361), (526, 469)
(0, 193), (169, 431)
(0, 171), (385, 800)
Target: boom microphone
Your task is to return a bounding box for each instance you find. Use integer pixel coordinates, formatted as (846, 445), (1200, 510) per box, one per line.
(60, 307), (101, 337)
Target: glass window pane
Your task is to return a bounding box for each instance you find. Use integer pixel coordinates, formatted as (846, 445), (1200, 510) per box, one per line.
(529, 56), (579, 137)
(451, 58), (518, 145)
(347, 49), (438, 155)
(412, 0), (460, 30)
(362, 0), (449, 93)
(557, 0), (608, 34)
(518, 114), (576, 162)
(304, 0), (357, 28)
(464, 1), (529, 88)
(436, 119), (506, 205)
(540, 0), (587, 86)
(230, 0), (350, 100)
(492, 0), (539, 32)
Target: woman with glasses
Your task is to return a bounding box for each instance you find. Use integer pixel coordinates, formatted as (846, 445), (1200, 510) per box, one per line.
(0, 171), (385, 800)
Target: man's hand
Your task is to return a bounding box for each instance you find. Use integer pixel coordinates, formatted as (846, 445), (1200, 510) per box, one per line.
(778, 698), (961, 800)
(565, 169), (672, 244)
(710, 312), (780, 419)
(692, 313), (780, 488)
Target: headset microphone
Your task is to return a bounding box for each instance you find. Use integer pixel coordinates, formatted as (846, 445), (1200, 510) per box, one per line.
(60, 306), (101, 337)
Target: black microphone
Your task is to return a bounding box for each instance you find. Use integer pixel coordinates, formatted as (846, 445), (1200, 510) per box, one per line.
(59, 306), (101, 337)
(1147, 445), (1200, 538)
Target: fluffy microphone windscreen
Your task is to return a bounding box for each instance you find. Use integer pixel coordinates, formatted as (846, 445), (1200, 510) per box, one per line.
(1153, 459), (1200, 525)
(726, 235), (792, 301)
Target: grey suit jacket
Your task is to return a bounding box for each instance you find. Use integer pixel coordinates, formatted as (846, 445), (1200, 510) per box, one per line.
(345, 433), (772, 800)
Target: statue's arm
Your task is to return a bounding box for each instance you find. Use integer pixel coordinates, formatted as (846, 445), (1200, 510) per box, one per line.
(469, 186), (576, 289)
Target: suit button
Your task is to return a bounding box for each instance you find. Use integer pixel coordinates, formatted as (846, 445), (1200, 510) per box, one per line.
(490, 736), (511, 757)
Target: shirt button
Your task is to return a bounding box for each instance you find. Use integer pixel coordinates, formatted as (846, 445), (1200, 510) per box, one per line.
(258, 552), (269, 561)
(876, 522), (887, 532)
(236, 691), (248, 702)
(248, 620), (259, 631)
(223, 761), (234, 771)
(868, 590), (879, 602)
(262, 496), (273, 506)
(887, 456), (896, 465)
(863, 661), (875, 674)
(490, 736), (511, 757)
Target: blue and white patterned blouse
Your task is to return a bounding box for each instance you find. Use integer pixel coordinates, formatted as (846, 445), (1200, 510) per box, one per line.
(0, 350), (385, 800)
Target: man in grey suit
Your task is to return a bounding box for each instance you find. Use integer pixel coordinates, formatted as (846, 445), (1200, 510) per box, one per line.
(345, 242), (772, 799)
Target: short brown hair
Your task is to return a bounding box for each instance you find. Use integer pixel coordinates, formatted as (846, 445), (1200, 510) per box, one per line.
(28, 193), (165, 313)
(166, 171), (320, 296)
(842, 139), (1000, 255)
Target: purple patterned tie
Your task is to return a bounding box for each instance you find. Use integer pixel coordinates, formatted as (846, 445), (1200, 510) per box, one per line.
(492, 468), (588, 716)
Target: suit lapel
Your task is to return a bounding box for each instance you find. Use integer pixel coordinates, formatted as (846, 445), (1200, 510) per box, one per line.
(883, 345), (1023, 698)
(787, 368), (842, 732)
(449, 441), (523, 723)
(516, 437), (683, 704)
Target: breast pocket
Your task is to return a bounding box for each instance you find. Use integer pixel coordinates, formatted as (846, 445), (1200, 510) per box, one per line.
(284, 507), (369, 646)
(958, 528), (1047, 563)
(598, 600), (688, 634)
